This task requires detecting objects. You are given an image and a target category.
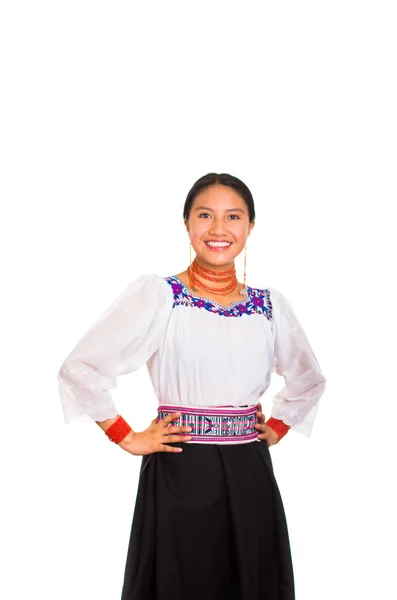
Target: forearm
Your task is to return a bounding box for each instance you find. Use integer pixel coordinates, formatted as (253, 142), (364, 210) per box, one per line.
(96, 414), (122, 432)
(265, 417), (291, 441)
(96, 414), (136, 446)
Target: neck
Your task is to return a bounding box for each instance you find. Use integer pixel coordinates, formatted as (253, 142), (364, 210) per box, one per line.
(188, 258), (239, 296)
(194, 256), (235, 273)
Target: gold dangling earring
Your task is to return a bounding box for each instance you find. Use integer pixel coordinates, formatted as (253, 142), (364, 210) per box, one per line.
(189, 240), (197, 292)
(240, 244), (247, 295)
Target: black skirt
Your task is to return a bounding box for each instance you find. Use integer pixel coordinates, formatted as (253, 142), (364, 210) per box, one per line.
(121, 440), (295, 600)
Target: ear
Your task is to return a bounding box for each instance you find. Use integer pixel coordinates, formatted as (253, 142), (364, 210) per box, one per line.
(247, 221), (255, 236)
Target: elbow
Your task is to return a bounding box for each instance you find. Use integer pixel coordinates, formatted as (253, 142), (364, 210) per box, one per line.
(58, 359), (76, 381)
(307, 363), (326, 392)
(318, 371), (327, 392)
(295, 366), (326, 394)
(58, 358), (116, 390)
(58, 361), (70, 384)
(310, 373), (326, 397)
(58, 359), (91, 387)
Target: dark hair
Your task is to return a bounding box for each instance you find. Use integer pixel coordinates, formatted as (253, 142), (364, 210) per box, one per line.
(183, 173), (255, 223)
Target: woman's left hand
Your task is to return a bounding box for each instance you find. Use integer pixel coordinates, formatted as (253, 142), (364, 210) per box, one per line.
(255, 402), (279, 447)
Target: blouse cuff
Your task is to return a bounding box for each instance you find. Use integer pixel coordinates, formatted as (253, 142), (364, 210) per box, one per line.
(265, 417), (291, 442)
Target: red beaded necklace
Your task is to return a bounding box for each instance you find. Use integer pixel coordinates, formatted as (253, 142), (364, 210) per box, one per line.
(188, 258), (239, 295)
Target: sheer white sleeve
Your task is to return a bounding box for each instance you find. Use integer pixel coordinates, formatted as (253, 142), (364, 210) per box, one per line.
(268, 287), (326, 437)
(57, 274), (173, 424)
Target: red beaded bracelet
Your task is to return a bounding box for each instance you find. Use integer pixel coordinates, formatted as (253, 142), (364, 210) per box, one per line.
(265, 417), (291, 442)
(105, 415), (132, 443)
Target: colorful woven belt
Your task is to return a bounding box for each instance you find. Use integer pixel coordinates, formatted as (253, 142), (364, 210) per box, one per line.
(157, 403), (260, 445)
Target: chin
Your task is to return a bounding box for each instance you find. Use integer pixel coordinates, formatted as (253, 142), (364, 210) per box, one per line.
(197, 252), (237, 266)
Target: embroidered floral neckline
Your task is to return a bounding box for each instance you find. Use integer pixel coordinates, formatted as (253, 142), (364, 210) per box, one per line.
(164, 275), (273, 320)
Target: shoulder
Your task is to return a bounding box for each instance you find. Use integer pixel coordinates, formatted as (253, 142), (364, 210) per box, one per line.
(265, 286), (291, 312)
(117, 273), (174, 310)
(241, 283), (273, 319)
(124, 273), (172, 291)
(247, 282), (283, 300)
(248, 285), (291, 317)
(265, 286), (284, 303)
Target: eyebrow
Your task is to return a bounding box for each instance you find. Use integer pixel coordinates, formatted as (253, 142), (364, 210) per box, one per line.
(194, 205), (245, 213)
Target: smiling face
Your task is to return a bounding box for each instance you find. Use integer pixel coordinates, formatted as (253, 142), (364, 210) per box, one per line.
(185, 184), (255, 271)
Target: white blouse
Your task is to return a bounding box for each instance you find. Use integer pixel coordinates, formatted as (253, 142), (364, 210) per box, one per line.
(58, 274), (326, 437)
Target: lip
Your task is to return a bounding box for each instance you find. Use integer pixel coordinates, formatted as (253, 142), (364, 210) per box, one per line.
(205, 241), (232, 252)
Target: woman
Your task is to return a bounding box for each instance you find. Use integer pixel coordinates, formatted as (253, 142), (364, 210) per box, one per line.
(58, 172), (326, 600)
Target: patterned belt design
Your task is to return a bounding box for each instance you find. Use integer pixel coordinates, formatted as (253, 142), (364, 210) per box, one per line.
(157, 403), (260, 444)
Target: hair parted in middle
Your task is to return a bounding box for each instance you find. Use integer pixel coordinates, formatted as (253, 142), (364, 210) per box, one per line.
(183, 173), (256, 223)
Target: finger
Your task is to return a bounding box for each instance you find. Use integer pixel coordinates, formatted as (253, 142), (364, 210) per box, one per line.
(255, 423), (267, 433)
(257, 402), (262, 412)
(160, 444), (184, 453)
(256, 410), (265, 422)
(158, 412), (182, 427)
(165, 425), (193, 435)
(162, 434), (192, 443)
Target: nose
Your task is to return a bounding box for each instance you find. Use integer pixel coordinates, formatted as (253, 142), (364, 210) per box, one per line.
(209, 216), (228, 235)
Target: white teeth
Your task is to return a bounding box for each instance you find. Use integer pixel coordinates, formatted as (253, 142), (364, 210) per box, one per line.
(206, 241), (231, 247)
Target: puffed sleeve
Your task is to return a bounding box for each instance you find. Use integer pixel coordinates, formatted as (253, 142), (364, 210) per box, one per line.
(57, 274), (173, 424)
(268, 287), (326, 437)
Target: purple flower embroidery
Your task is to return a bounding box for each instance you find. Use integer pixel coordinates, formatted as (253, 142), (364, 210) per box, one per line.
(172, 283), (183, 295)
(164, 276), (272, 320)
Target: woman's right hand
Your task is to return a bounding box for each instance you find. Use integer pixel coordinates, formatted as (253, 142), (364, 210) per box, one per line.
(118, 412), (192, 456)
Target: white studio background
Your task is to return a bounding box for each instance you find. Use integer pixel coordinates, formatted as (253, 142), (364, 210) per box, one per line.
(1, 1), (396, 598)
